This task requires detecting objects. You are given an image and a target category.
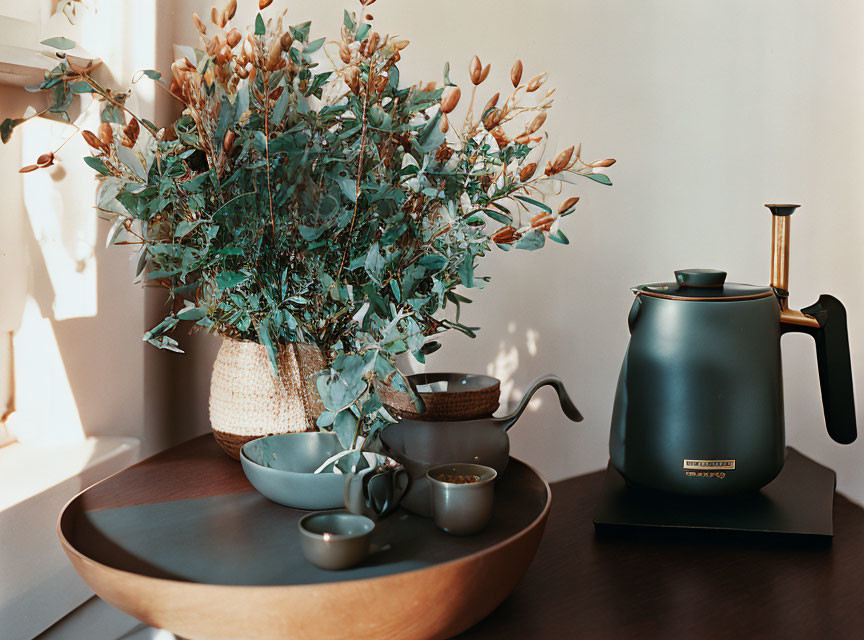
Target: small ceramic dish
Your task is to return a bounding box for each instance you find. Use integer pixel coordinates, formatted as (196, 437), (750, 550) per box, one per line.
(298, 511), (375, 570)
(240, 432), (347, 510)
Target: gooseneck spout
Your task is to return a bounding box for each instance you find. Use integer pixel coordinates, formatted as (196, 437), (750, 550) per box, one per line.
(495, 375), (583, 431)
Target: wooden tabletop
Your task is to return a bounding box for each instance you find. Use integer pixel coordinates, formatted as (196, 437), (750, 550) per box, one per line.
(460, 468), (864, 639)
(61, 435), (864, 639)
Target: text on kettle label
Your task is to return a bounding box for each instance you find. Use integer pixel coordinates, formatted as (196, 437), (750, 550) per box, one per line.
(683, 459), (736, 470)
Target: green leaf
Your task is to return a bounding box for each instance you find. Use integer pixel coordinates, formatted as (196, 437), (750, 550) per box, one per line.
(41, 37), (76, 50)
(141, 69), (161, 80)
(419, 254), (447, 271)
(215, 271), (249, 290)
(305, 37), (325, 53)
(83, 156), (110, 175)
(254, 13), (265, 35)
(582, 173), (613, 185)
(177, 305), (207, 321)
(549, 229), (570, 245)
(116, 145), (147, 180)
(459, 254), (475, 288)
(333, 410), (357, 449)
(364, 243), (385, 283)
(514, 230), (546, 251)
(256, 320), (278, 372)
(343, 10), (354, 30)
(484, 209), (512, 225)
(514, 195), (552, 214)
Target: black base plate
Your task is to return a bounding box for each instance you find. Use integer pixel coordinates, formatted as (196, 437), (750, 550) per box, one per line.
(593, 448), (836, 543)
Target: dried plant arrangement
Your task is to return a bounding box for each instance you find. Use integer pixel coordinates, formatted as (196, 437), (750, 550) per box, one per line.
(3, 0), (614, 448)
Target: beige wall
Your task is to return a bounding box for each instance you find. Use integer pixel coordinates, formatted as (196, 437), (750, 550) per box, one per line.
(191, 0), (864, 498)
(6, 1), (862, 499)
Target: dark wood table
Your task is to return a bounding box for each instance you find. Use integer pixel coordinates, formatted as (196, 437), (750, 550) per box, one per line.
(461, 468), (864, 639)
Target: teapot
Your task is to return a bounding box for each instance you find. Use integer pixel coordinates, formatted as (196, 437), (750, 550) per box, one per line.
(610, 204), (857, 496)
(368, 375), (582, 515)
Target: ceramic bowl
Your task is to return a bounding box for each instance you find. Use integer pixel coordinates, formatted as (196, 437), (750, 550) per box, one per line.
(298, 511), (375, 570)
(240, 433), (346, 510)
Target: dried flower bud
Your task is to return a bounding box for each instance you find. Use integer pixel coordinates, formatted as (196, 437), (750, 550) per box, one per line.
(441, 85), (461, 113)
(235, 64), (249, 79)
(520, 163), (537, 181)
(367, 31), (380, 55)
(242, 36), (256, 61)
(223, 129), (236, 152)
(589, 158), (616, 168)
(267, 43), (283, 70)
(36, 152), (54, 167)
(259, 0), (273, 8)
(492, 226), (519, 245)
(526, 73), (546, 92)
(514, 133), (531, 145)
(490, 126), (509, 148)
(439, 115), (449, 133)
(82, 130), (106, 152)
(479, 63), (491, 83)
(373, 73), (388, 93)
(192, 13), (207, 35)
(482, 92), (499, 115)
(422, 81), (436, 92)
(530, 213), (554, 232)
(362, 0), (377, 5)
(227, 28), (241, 48)
(224, 0), (237, 20)
(98, 122), (114, 146)
(214, 8), (227, 28)
(210, 7), (220, 25)
(559, 197), (580, 213)
(435, 143), (453, 163)
(280, 32), (293, 51)
(511, 59), (523, 87)
(339, 42), (351, 64)
(206, 36), (220, 56)
(391, 39), (409, 51)
(344, 66), (361, 93)
(552, 145), (574, 172)
(483, 108), (501, 130)
(527, 112), (547, 134)
(124, 118), (140, 145)
(469, 55), (482, 85)
(18, 164), (39, 173)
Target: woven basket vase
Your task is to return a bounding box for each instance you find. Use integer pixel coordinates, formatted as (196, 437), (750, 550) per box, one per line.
(209, 337), (327, 460)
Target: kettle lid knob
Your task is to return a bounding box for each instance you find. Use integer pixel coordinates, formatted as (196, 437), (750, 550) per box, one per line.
(674, 269), (727, 288)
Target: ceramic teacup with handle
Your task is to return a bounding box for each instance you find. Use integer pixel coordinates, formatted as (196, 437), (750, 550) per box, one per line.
(344, 463), (409, 519)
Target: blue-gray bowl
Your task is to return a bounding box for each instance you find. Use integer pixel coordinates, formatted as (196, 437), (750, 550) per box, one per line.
(240, 433), (346, 510)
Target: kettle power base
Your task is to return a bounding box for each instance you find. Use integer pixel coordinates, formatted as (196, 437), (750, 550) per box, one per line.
(593, 448), (836, 544)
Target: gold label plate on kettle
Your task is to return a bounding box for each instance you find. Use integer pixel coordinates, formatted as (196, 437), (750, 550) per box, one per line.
(683, 459), (735, 470)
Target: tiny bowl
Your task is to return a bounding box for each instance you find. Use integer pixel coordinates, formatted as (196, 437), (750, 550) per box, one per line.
(298, 511), (375, 571)
(426, 463), (497, 536)
(240, 432), (346, 510)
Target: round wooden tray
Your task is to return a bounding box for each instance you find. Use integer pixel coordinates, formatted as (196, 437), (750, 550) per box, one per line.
(58, 435), (551, 640)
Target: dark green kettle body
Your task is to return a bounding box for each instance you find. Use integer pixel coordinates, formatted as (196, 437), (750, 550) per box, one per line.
(611, 292), (788, 495)
(610, 205), (857, 496)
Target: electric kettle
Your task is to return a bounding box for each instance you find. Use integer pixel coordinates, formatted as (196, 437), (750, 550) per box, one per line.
(610, 204), (857, 496)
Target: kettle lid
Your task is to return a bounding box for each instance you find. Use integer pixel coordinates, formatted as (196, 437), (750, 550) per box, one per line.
(634, 269), (773, 301)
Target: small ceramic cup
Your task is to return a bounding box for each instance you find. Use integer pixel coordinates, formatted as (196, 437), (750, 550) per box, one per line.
(344, 464), (410, 519)
(426, 463), (497, 536)
(298, 511), (375, 570)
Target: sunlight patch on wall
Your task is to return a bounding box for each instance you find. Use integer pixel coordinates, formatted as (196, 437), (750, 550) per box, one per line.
(21, 114), (98, 321)
(7, 296), (85, 444)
